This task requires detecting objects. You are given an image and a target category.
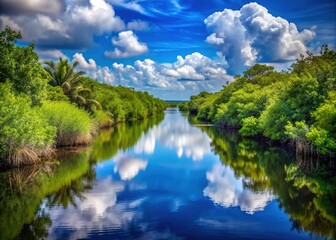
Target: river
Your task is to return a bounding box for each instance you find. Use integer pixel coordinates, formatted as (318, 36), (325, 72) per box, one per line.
(0, 108), (335, 240)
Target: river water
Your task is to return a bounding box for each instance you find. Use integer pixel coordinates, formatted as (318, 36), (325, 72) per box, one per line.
(0, 108), (335, 240)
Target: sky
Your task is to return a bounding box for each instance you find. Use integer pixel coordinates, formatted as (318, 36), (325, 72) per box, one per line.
(0, 0), (335, 100)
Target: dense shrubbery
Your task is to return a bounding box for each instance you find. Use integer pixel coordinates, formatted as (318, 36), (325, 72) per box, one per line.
(0, 83), (55, 167)
(80, 77), (166, 122)
(0, 27), (165, 167)
(181, 47), (336, 156)
(41, 101), (93, 146)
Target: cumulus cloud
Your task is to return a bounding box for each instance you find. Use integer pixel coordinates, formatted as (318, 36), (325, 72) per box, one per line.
(164, 52), (228, 81)
(110, 52), (230, 90)
(0, 0), (125, 49)
(206, 33), (224, 45)
(204, 164), (274, 214)
(104, 30), (148, 58)
(92, 66), (116, 83)
(77, 52), (232, 99)
(73, 53), (97, 70)
(204, 2), (315, 73)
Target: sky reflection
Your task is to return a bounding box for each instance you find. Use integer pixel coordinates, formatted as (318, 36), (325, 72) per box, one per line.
(43, 110), (315, 240)
(204, 164), (274, 214)
(133, 110), (212, 161)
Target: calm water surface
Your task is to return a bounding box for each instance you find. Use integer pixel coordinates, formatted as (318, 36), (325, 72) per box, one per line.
(0, 108), (335, 240)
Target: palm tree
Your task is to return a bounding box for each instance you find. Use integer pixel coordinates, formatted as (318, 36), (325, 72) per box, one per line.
(43, 58), (101, 112)
(43, 58), (85, 87)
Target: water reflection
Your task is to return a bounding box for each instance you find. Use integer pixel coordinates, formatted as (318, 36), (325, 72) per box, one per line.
(204, 163), (274, 214)
(0, 109), (335, 240)
(134, 109), (212, 160)
(113, 154), (148, 180)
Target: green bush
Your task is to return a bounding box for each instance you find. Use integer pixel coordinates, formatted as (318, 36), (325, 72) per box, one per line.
(0, 27), (48, 105)
(93, 110), (113, 129)
(239, 116), (261, 136)
(41, 101), (93, 146)
(0, 83), (56, 166)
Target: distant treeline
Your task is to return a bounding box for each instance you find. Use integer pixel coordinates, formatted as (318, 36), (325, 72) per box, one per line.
(180, 46), (336, 157)
(0, 27), (166, 167)
(165, 101), (187, 108)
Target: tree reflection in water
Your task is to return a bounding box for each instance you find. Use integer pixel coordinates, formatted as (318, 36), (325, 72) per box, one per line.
(0, 111), (335, 240)
(201, 124), (336, 239)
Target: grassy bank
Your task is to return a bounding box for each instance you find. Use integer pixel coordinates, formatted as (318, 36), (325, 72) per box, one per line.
(0, 27), (166, 168)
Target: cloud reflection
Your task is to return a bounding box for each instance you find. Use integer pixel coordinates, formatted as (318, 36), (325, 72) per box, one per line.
(204, 164), (274, 214)
(133, 112), (212, 161)
(113, 154), (148, 180)
(47, 175), (180, 240)
(48, 176), (135, 239)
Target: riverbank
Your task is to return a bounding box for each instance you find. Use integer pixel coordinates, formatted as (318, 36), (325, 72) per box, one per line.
(1, 108), (334, 240)
(179, 46), (336, 161)
(0, 27), (166, 168)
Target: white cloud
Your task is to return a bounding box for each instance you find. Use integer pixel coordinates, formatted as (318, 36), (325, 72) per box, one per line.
(73, 53), (97, 70)
(77, 52), (232, 99)
(165, 52), (228, 81)
(127, 20), (149, 31)
(206, 33), (224, 45)
(104, 30), (148, 58)
(0, 0), (125, 48)
(92, 66), (116, 83)
(108, 0), (148, 15)
(109, 52), (230, 90)
(204, 2), (315, 73)
(70, 0), (124, 34)
(204, 164), (274, 214)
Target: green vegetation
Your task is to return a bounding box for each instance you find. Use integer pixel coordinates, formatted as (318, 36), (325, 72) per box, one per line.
(43, 58), (101, 113)
(200, 125), (336, 239)
(41, 101), (93, 146)
(0, 83), (55, 167)
(0, 150), (93, 240)
(0, 113), (164, 240)
(80, 77), (166, 122)
(0, 27), (165, 167)
(181, 47), (336, 157)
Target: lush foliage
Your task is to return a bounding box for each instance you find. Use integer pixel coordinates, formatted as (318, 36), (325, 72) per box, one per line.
(0, 27), (47, 105)
(0, 27), (165, 167)
(203, 126), (336, 239)
(182, 48), (336, 156)
(44, 58), (101, 113)
(0, 83), (55, 167)
(80, 77), (166, 122)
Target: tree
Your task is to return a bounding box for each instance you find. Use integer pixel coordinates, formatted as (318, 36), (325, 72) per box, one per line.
(0, 27), (47, 105)
(43, 58), (101, 112)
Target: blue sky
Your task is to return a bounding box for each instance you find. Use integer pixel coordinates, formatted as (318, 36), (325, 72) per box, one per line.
(0, 0), (335, 100)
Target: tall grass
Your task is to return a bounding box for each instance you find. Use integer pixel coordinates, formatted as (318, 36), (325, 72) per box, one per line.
(41, 101), (94, 146)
